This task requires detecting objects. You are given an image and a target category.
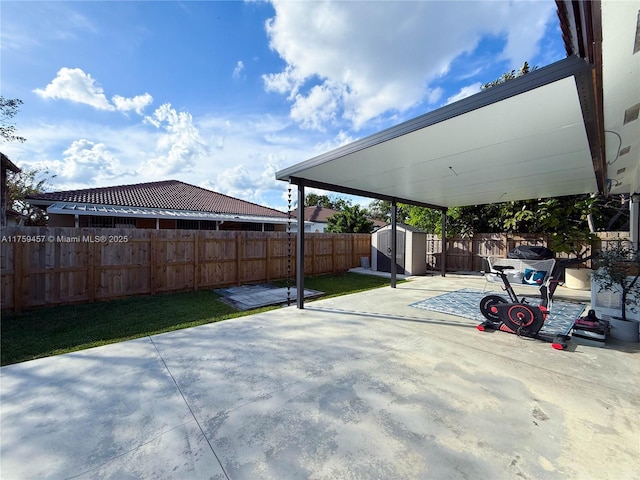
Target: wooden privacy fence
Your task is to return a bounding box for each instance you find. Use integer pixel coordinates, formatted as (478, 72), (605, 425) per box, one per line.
(0, 227), (371, 312)
(425, 232), (628, 272)
(425, 233), (551, 272)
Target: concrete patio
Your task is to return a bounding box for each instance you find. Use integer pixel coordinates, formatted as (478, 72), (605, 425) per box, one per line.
(1, 274), (638, 479)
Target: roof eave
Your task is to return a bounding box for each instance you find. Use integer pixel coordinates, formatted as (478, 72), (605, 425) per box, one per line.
(556, 0), (606, 193)
(1, 152), (21, 173)
(45, 202), (290, 224)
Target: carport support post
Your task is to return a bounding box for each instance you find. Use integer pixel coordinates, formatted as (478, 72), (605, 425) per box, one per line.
(630, 196), (639, 251)
(441, 209), (447, 277)
(297, 182), (305, 309)
(391, 199), (397, 288)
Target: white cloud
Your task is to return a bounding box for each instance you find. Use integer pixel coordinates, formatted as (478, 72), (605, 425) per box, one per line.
(233, 60), (245, 79)
(446, 82), (482, 105)
(142, 103), (209, 175)
(290, 83), (339, 131)
(427, 87), (444, 105)
(34, 67), (153, 114)
(61, 139), (130, 182)
(34, 67), (114, 110)
(314, 130), (357, 155)
(33, 139), (132, 188)
(204, 154), (288, 206)
(263, 65), (302, 97)
(263, 0), (557, 130)
(112, 93), (153, 115)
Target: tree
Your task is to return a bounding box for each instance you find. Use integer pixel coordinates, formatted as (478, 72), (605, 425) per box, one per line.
(396, 193), (620, 242)
(405, 205), (442, 233)
(326, 205), (374, 233)
(366, 199), (410, 223)
(535, 195), (598, 258)
(6, 167), (55, 225)
(1, 96), (27, 143)
(305, 193), (351, 210)
(481, 62), (537, 90)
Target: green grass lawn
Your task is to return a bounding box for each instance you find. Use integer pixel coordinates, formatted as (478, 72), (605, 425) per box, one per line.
(273, 272), (402, 298)
(1, 272), (400, 366)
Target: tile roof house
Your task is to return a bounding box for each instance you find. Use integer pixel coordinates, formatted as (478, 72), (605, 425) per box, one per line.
(26, 180), (290, 231)
(289, 205), (386, 233)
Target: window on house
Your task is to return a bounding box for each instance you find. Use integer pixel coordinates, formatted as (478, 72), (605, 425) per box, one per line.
(242, 223), (274, 231)
(89, 216), (136, 228)
(177, 220), (200, 230)
(115, 218), (136, 228)
(199, 221), (218, 230)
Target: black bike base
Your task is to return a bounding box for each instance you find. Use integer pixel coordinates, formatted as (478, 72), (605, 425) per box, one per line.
(476, 320), (570, 350)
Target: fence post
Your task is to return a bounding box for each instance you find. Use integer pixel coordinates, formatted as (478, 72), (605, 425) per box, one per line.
(13, 240), (23, 313)
(236, 233), (242, 286)
(351, 234), (360, 268)
(193, 232), (199, 291)
(150, 232), (157, 295)
(52, 238), (61, 304)
(312, 234), (317, 276)
(266, 236), (271, 282)
(332, 236), (337, 274)
(87, 240), (96, 303)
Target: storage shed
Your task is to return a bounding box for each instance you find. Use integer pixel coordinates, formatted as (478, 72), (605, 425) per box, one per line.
(372, 224), (427, 276)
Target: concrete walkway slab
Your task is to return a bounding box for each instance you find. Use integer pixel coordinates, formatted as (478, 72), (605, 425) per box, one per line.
(1, 274), (638, 479)
(215, 285), (323, 310)
(0, 339), (227, 479)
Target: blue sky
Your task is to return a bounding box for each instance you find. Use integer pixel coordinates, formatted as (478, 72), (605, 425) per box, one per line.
(1, 0), (565, 212)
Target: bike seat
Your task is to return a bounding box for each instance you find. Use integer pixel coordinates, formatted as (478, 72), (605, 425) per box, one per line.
(493, 265), (514, 272)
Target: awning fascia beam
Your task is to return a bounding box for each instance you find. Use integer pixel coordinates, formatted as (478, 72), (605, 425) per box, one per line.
(288, 176), (446, 212)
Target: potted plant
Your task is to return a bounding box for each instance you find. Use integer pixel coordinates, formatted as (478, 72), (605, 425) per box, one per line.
(591, 242), (640, 342)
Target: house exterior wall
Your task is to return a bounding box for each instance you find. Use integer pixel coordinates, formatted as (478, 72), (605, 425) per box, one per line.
(288, 221), (326, 233)
(6, 213), (23, 226)
(48, 214), (75, 227)
(159, 219), (177, 229)
(136, 218), (157, 229)
(308, 221), (327, 233)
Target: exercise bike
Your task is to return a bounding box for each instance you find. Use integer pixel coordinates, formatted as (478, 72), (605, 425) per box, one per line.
(477, 257), (592, 350)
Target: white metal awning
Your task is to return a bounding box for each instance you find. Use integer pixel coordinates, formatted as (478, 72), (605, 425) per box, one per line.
(46, 202), (293, 225)
(276, 56), (602, 208)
